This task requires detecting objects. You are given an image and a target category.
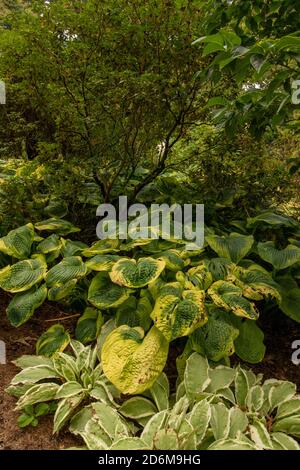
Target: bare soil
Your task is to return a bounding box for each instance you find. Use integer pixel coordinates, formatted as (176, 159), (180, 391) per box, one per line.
(0, 293), (300, 450)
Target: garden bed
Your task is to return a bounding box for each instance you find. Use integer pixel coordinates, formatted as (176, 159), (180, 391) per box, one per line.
(1, 291), (300, 450)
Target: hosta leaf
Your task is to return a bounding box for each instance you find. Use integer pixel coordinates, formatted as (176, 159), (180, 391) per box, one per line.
(110, 438), (150, 450)
(246, 385), (264, 412)
(271, 432), (300, 450)
(269, 381), (296, 411)
(210, 403), (230, 440)
(279, 287), (300, 323)
(233, 319), (266, 364)
(88, 272), (131, 309)
(101, 325), (169, 395)
(85, 254), (120, 272)
(7, 284), (47, 327)
(206, 257), (233, 281)
(69, 406), (93, 435)
(275, 398), (300, 421)
(110, 257), (165, 288)
(119, 397), (157, 420)
(188, 399), (211, 445)
(184, 353), (210, 400)
(82, 239), (119, 257)
(36, 234), (61, 255)
(75, 307), (103, 344)
(249, 419), (273, 450)
(207, 366), (236, 393)
(35, 218), (80, 236)
(232, 268), (281, 302)
(141, 410), (168, 446)
(208, 281), (259, 320)
(153, 429), (179, 450)
(15, 383), (60, 410)
(149, 373), (169, 411)
(190, 308), (239, 362)
(48, 279), (78, 301)
(53, 394), (84, 434)
(151, 289), (207, 342)
(45, 256), (87, 287)
(0, 255), (47, 293)
(272, 416), (300, 438)
(257, 242), (300, 270)
(11, 365), (59, 385)
(247, 212), (298, 229)
(55, 381), (84, 399)
(235, 366), (249, 407)
(53, 352), (78, 381)
(115, 296), (152, 331)
(208, 438), (256, 450)
(206, 233), (254, 263)
(13, 355), (53, 369)
(6, 383), (34, 398)
(36, 324), (70, 357)
(228, 408), (248, 438)
(61, 239), (88, 257)
(0, 223), (35, 259)
(187, 264), (213, 290)
(153, 250), (185, 272)
(92, 402), (130, 441)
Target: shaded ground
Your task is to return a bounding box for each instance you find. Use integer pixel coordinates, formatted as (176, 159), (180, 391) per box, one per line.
(1, 292), (300, 449)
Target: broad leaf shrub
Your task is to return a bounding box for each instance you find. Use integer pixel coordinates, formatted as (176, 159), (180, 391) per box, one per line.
(0, 212), (299, 388)
(7, 351), (300, 450)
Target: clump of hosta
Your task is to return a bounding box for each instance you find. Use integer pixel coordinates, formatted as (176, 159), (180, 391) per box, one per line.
(68, 353), (300, 450)
(6, 340), (120, 434)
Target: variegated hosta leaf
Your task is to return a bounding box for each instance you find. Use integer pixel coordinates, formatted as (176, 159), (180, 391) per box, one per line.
(153, 250), (185, 272)
(119, 397), (157, 423)
(88, 272), (131, 309)
(36, 324), (70, 357)
(110, 257), (165, 288)
(61, 239), (88, 257)
(151, 289), (207, 341)
(188, 399), (211, 445)
(75, 307), (103, 344)
(184, 353), (211, 400)
(186, 264), (213, 290)
(7, 284), (47, 327)
(271, 432), (300, 450)
(101, 325), (169, 394)
(205, 257), (233, 281)
(82, 239), (119, 257)
(0, 254), (47, 293)
(190, 308), (239, 362)
(257, 242), (300, 271)
(85, 254), (121, 272)
(210, 403), (231, 440)
(206, 232), (254, 263)
(35, 218), (80, 236)
(247, 211), (298, 229)
(15, 383), (60, 410)
(48, 279), (78, 301)
(0, 223), (35, 259)
(233, 318), (266, 364)
(115, 296), (152, 331)
(208, 280), (259, 320)
(230, 267), (281, 301)
(45, 256), (87, 287)
(53, 394), (85, 434)
(36, 234), (61, 255)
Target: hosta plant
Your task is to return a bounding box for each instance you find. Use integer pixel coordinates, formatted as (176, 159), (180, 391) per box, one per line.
(68, 352), (300, 450)
(6, 340), (121, 434)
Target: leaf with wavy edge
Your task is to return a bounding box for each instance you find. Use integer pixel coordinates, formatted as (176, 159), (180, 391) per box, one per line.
(110, 257), (165, 288)
(45, 256), (87, 287)
(0, 223), (35, 259)
(0, 254), (47, 293)
(88, 272), (131, 309)
(7, 284), (47, 327)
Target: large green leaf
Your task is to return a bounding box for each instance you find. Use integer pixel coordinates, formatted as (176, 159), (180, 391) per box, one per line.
(0, 223), (35, 259)
(190, 308), (239, 361)
(0, 254), (47, 293)
(36, 324), (70, 357)
(82, 239), (119, 257)
(88, 272), (131, 309)
(231, 267), (281, 301)
(47, 279), (78, 301)
(115, 296), (152, 331)
(257, 242), (300, 270)
(101, 325), (169, 394)
(7, 284), (47, 327)
(110, 257), (165, 288)
(279, 287), (300, 323)
(153, 250), (185, 272)
(186, 264), (213, 290)
(36, 234), (61, 255)
(206, 233), (254, 263)
(75, 307), (103, 344)
(35, 218), (80, 236)
(151, 289), (207, 341)
(247, 212), (298, 229)
(61, 239), (88, 257)
(45, 256), (87, 287)
(233, 318), (266, 364)
(208, 280), (259, 320)
(85, 254), (120, 272)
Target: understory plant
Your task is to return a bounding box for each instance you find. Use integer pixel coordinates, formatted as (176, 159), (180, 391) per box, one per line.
(7, 350), (300, 450)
